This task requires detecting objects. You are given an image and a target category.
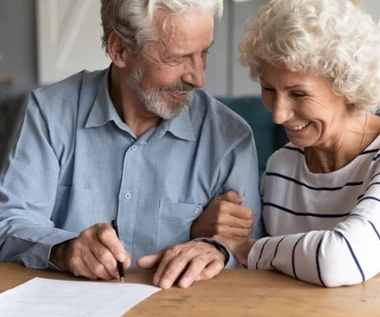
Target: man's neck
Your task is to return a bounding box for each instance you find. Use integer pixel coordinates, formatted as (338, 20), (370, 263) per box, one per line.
(109, 65), (161, 138)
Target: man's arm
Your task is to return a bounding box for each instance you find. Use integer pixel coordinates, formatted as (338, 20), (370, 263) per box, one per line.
(191, 126), (263, 267)
(137, 124), (263, 284)
(0, 95), (76, 268)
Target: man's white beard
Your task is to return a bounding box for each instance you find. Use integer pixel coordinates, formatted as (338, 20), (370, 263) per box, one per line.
(128, 63), (194, 120)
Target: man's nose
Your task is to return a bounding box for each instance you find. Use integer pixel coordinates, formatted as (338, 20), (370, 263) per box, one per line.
(182, 57), (206, 88)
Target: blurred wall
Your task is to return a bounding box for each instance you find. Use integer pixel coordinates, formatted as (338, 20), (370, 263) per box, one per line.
(0, 0), (38, 99)
(1, 0), (380, 99)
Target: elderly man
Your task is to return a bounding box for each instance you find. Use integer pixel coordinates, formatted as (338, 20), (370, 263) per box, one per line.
(0, 0), (262, 289)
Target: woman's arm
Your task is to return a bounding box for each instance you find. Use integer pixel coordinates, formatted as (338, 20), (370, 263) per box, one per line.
(248, 164), (380, 287)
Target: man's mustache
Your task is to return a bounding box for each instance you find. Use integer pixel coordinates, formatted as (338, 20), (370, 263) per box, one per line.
(160, 82), (194, 92)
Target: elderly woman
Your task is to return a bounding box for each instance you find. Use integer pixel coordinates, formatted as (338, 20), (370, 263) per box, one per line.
(217, 0), (380, 287)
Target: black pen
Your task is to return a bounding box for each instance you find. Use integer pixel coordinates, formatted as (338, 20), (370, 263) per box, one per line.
(111, 220), (125, 283)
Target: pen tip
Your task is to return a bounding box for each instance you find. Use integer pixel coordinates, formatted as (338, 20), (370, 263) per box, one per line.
(121, 277), (125, 283)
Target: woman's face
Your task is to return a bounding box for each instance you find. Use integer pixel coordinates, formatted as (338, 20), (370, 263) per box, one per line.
(260, 63), (350, 149)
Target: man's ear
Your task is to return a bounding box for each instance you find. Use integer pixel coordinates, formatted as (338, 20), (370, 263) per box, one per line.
(107, 31), (130, 68)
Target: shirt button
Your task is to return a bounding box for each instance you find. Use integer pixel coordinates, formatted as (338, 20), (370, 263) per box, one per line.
(124, 192), (131, 200)
(194, 207), (201, 214)
(131, 145), (137, 151)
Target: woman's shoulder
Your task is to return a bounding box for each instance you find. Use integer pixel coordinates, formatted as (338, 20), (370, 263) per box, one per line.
(360, 134), (380, 172)
(266, 142), (305, 168)
(365, 133), (380, 150)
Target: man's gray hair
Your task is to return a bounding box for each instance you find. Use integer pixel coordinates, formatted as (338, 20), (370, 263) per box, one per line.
(101, 0), (223, 53)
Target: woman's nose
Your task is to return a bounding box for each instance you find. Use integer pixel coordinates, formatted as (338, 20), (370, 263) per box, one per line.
(271, 95), (292, 125)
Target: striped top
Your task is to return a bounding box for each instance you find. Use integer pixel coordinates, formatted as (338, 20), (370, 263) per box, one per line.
(247, 136), (380, 287)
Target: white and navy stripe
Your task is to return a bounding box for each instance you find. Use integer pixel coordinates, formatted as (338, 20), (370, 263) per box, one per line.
(248, 137), (380, 287)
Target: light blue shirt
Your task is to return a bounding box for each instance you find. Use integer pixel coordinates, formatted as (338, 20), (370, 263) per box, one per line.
(0, 68), (262, 269)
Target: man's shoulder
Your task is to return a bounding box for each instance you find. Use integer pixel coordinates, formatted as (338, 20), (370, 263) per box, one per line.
(31, 69), (107, 112)
(191, 89), (252, 137)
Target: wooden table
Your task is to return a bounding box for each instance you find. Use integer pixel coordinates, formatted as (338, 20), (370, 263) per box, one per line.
(1, 263), (379, 316)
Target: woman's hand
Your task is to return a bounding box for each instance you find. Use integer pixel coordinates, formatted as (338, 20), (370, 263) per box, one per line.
(191, 191), (254, 239)
(213, 235), (256, 267)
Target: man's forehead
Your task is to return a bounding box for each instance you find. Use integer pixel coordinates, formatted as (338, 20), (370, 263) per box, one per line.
(152, 9), (214, 54)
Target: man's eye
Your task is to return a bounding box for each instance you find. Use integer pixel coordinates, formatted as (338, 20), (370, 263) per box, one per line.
(292, 92), (307, 97)
(262, 87), (275, 92)
(175, 57), (185, 62)
(164, 58), (184, 66)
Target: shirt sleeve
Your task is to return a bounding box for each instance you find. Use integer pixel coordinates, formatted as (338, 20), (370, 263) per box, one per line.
(0, 94), (78, 269)
(248, 162), (380, 287)
(214, 125), (262, 268)
(189, 119), (262, 268)
(216, 126), (263, 239)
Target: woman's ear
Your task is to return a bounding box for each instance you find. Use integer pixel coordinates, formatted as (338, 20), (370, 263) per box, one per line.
(107, 31), (130, 68)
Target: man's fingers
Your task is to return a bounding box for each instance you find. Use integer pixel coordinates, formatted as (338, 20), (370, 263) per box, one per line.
(177, 255), (221, 288)
(157, 264), (188, 289)
(122, 254), (132, 271)
(214, 191), (244, 204)
(153, 242), (226, 289)
(83, 249), (114, 280)
(152, 248), (188, 289)
(97, 224), (129, 263)
(195, 259), (224, 282)
(68, 255), (99, 280)
(137, 251), (163, 270)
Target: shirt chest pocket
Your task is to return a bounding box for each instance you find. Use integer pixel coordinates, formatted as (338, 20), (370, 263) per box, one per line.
(156, 200), (203, 250)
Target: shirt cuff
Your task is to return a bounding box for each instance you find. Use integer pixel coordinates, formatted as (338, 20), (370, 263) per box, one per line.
(48, 260), (63, 271)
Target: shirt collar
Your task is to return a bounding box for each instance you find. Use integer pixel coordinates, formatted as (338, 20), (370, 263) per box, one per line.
(85, 66), (195, 141)
(85, 67), (121, 129)
(160, 110), (195, 141)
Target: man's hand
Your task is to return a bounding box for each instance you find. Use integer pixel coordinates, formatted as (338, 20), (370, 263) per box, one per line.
(213, 235), (256, 267)
(50, 223), (131, 280)
(136, 241), (225, 289)
(191, 191), (254, 239)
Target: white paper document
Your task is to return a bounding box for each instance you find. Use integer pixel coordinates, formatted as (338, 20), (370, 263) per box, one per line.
(0, 277), (161, 317)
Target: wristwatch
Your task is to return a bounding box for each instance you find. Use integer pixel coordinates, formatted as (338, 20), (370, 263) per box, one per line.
(199, 239), (230, 266)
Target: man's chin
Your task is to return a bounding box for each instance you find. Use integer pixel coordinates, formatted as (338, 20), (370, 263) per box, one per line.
(157, 106), (189, 120)
(160, 96), (192, 119)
